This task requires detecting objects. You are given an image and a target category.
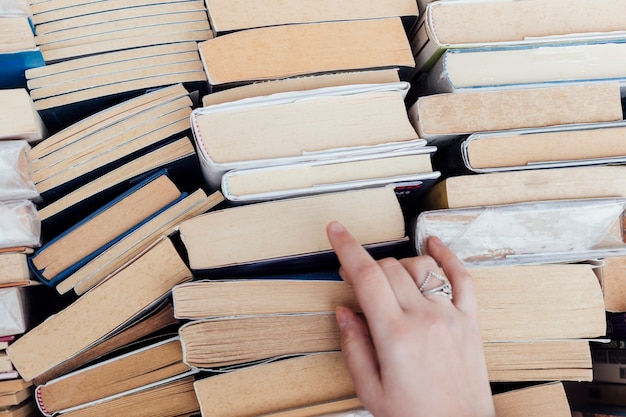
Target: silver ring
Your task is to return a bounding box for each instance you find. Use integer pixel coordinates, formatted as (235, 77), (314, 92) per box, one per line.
(419, 271), (453, 300)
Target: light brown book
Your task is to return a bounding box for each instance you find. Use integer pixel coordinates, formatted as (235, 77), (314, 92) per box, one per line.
(259, 382), (573, 417)
(172, 280), (359, 320)
(179, 313), (340, 369)
(7, 237), (192, 381)
(37, 137), (196, 222)
(30, 173), (182, 282)
(172, 262), (605, 341)
(204, 0), (418, 34)
(30, 0), (200, 22)
(178, 187), (407, 272)
(61, 189), (224, 296)
(0, 89), (48, 142)
(201, 69), (401, 106)
(598, 255), (626, 312)
(0, 386), (32, 408)
(33, 301), (179, 385)
(492, 381), (572, 417)
(0, 16), (36, 53)
(0, 379), (31, 396)
(193, 352), (355, 417)
(198, 17), (415, 88)
(0, 401), (39, 417)
(425, 165), (626, 209)
(255, 398), (363, 417)
(0, 253), (31, 287)
(35, 11), (209, 50)
(59, 375), (199, 417)
(408, 82), (623, 142)
(34, 1), (207, 34)
(28, 83), (188, 159)
(460, 121), (626, 171)
(31, 88), (193, 197)
(483, 339), (593, 382)
(35, 336), (191, 415)
(414, 0), (626, 72)
(179, 313), (593, 381)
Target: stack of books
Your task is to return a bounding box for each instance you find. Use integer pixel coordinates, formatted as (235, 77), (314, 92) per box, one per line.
(1, 0), (624, 416)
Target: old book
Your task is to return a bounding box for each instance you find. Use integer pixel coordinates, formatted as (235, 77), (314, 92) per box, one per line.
(0, 379), (31, 395)
(32, 0), (212, 63)
(175, 263), (604, 342)
(191, 82), (420, 188)
(258, 382), (572, 417)
(456, 121), (626, 173)
(0, 89), (47, 142)
(172, 279), (357, 320)
(599, 256), (626, 312)
(408, 81), (623, 142)
(35, 336), (192, 416)
(492, 382), (572, 417)
(198, 17), (415, 90)
(6, 236), (192, 381)
(483, 339), (593, 382)
(171, 264), (606, 342)
(24, 44), (206, 131)
(179, 313), (594, 381)
(59, 189), (224, 296)
(0, 386), (32, 408)
(193, 352), (355, 417)
(0, 252), (31, 288)
(201, 69), (401, 106)
(425, 165), (626, 209)
(204, 0), (418, 34)
(55, 374), (199, 417)
(37, 136), (197, 225)
(414, 0), (626, 71)
(29, 171), (182, 286)
(0, 13), (44, 89)
(30, 83), (193, 202)
(0, 401), (39, 417)
(33, 301), (179, 385)
(415, 198), (626, 267)
(423, 41), (626, 93)
(255, 398), (363, 417)
(178, 187), (407, 275)
(220, 147), (438, 203)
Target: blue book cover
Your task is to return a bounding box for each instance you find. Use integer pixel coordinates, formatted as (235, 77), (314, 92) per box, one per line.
(28, 168), (186, 287)
(0, 49), (45, 89)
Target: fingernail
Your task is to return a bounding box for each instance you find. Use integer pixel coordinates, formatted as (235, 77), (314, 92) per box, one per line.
(429, 235), (443, 247)
(327, 221), (346, 234)
(336, 306), (351, 330)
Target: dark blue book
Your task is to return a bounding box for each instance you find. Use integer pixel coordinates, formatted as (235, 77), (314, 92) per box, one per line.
(28, 169), (186, 287)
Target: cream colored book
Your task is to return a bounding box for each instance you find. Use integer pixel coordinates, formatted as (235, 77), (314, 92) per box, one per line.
(191, 82), (420, 188)
(204, 0), (418, 34)
(178, 187), (407, 273)
(0, 89), (48, 142)
(198, 17), (415, 88)
(414, 0), (626, 71)
(409, 81), (623, 142)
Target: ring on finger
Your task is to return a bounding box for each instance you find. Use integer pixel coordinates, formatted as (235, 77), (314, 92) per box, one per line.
(419, 270), (453, 300)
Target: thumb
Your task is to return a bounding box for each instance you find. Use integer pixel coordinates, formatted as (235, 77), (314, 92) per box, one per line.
(336, 306), (382, 402)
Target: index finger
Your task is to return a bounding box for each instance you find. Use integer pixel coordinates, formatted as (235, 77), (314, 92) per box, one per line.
(326, 221), (403, 322)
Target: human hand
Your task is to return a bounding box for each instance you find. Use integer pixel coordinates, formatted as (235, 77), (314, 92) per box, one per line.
(326, 221), (495, 417)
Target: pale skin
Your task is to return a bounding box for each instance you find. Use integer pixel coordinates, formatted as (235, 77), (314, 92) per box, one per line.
(326, 221), (496, 417)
